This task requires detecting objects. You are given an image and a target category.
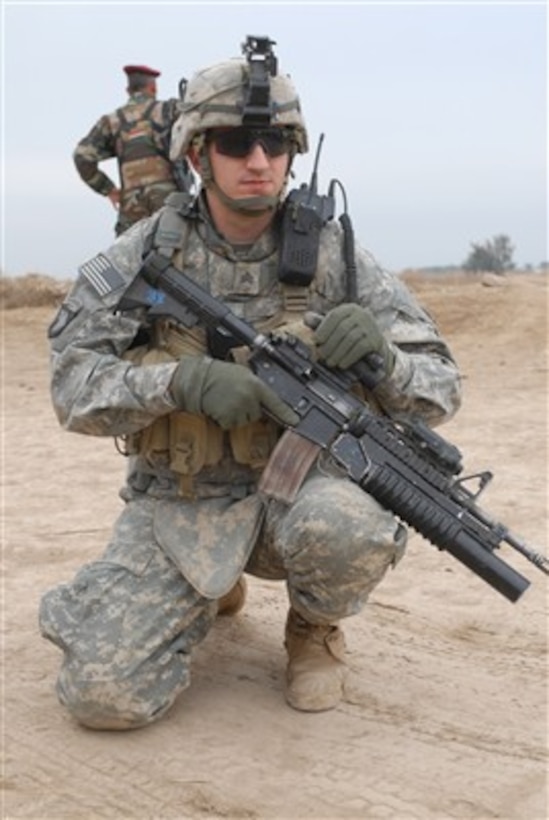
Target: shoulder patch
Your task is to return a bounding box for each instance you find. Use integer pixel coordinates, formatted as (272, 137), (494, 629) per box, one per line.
(79, 253), (126, 297)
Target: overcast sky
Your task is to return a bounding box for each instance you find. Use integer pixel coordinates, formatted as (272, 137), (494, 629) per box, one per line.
(2, 0), (547, 278)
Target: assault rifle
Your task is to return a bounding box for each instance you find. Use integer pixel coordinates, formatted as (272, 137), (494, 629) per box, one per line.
(117, 252), (549, 603)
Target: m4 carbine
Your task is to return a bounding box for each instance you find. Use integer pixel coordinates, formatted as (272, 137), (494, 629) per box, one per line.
(117, 252), (549, 603)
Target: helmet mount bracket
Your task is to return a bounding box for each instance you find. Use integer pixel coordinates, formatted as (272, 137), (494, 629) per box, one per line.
(241, 35), (278, 126)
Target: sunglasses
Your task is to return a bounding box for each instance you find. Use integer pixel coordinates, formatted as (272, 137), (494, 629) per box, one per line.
(207, 127), (294, 158)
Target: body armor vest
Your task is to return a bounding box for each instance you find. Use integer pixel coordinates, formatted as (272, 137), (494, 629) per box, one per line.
(125, 195), (315, 498)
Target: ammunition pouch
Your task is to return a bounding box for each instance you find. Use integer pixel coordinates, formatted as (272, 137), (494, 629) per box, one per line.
(123, 320), (280, 496)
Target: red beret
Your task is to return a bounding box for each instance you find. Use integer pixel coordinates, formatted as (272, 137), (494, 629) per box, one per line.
(123, 65), (161, 77)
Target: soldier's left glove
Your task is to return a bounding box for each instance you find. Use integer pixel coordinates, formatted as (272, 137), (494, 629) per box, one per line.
(170, 356), (299, 430)
(314, 303), (395, 374)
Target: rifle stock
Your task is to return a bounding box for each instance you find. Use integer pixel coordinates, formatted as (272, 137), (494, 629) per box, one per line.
(117, 252), (549, 603)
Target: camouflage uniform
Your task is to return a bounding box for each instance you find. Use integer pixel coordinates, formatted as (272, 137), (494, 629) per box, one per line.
(39, 191), (461, 729)
(43, 38), (462, 728)
(73, 93), (182, 235)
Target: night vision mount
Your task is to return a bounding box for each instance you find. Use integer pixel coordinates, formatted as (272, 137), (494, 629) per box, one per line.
(241, 35), (278, 125)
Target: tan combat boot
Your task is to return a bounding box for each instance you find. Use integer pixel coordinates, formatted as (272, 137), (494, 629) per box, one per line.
(284, 608), (346, 712)
(217, 577), (247, 616)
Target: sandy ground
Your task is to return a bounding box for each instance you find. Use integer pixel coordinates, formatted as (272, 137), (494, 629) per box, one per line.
(2, 272), (547, 820)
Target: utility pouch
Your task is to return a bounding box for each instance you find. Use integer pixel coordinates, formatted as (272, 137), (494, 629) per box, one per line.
(138, 417), (171, 467)
(230, 420), (279, 470)
(169, 412), (223, 475)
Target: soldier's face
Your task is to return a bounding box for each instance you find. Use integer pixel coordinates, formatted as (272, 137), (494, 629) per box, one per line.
(206, 129), (290, 208)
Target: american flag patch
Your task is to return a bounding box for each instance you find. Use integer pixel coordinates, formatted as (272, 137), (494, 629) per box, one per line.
(79, 253), (125, 296)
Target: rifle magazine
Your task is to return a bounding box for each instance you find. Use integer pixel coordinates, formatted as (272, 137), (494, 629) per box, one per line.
(258, 429), (320, 505)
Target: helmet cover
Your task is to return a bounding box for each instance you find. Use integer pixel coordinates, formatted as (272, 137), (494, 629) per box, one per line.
(170, 57), (308, 160)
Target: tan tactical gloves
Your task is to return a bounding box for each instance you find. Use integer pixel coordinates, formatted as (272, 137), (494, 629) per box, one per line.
(170, 356), (299, 430)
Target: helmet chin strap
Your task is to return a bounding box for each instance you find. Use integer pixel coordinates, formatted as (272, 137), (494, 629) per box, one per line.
(211, 183), (278, 215)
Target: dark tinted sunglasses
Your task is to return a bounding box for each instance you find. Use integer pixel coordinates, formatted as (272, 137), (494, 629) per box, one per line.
(208, 127), (294, 158)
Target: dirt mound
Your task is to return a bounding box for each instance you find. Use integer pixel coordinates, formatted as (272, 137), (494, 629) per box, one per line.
(1, 273), (71, 309)
(403, 270), (547, 347)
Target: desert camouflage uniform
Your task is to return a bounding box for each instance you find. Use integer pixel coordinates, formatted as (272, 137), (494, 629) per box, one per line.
(39, 193), (462, 729)
(73, 93), (181, 235)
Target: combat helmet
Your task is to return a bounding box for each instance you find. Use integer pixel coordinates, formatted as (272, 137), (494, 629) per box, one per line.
(170, 36), (309, 161)
(169, 36), (308, 214)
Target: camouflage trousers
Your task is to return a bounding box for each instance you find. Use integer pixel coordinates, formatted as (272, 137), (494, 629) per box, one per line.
(39, 471), (406, 730)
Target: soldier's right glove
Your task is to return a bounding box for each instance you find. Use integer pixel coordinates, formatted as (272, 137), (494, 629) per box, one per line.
(170, 356), (299, 430)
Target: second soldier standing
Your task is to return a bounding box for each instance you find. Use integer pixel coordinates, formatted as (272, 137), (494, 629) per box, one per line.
(73, 64), (192, 235)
